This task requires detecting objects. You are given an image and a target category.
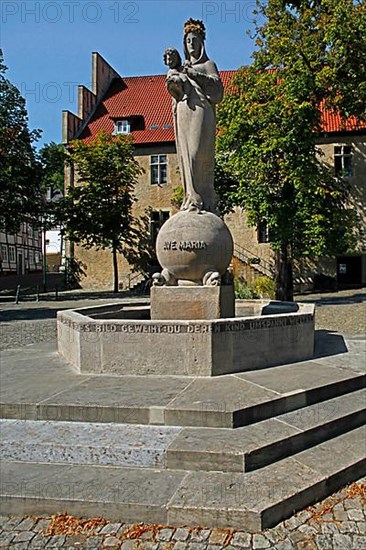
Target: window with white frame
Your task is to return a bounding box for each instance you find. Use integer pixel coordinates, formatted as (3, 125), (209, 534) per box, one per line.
(1, 244), (8, 262)
(150, 155), (167, 185)
(9, 246), (16, 263)
(114, 120), (131, 134)
(334, 145), (353, 177)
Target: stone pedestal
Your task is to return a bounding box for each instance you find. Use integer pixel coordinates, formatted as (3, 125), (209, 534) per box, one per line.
(150, 285), (235, 320)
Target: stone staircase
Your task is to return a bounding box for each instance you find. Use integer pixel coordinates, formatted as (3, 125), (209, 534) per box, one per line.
(0, 336), (365, 530)
(232, 244), (274, 283)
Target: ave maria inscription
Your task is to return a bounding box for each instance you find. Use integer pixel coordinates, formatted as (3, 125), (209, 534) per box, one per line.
(163, 240), (207, 251)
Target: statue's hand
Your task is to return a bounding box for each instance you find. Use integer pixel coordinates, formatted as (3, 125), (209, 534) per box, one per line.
(185, 67), (198, 78)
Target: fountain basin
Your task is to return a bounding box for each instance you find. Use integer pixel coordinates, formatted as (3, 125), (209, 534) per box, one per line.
(57, 300), (315, 377)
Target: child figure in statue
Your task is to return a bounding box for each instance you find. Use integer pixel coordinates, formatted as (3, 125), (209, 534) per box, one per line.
(163, 48), (190, 103)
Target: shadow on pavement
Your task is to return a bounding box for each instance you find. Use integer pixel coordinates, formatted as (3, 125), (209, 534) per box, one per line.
(298, 292), (366, 306)
(314, 330), (348, 358)
(0, 308), (65, 322)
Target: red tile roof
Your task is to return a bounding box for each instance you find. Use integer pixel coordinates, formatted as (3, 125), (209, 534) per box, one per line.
(78, 70), (365, 145)
(319, 101), (366, 133)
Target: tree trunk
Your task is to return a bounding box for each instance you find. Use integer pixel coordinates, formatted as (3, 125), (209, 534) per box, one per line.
(275, 242), (293, 301)
(112, 243), (119, 293)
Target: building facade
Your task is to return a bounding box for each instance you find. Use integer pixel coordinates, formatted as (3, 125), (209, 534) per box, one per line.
(0, 224), (42, 276)
(62, 53), (366, 290)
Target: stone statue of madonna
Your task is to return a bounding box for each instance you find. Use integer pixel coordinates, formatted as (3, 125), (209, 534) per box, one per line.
(164, 19), (223, 213)
(153, 20), (232, 288)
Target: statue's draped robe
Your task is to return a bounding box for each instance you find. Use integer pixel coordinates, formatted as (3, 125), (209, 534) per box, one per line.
(173, 60), (223, 212)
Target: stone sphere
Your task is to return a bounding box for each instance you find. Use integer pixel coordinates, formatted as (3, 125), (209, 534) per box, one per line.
(156, 210), (233, 282)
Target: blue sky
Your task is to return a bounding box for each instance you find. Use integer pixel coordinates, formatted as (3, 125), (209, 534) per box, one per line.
(1, 1), (258, 146)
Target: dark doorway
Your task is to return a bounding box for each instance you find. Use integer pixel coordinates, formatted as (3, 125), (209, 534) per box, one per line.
(337, 255), (362, 288)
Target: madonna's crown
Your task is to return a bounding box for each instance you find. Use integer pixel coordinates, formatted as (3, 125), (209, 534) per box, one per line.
(183, 18), (206, 40)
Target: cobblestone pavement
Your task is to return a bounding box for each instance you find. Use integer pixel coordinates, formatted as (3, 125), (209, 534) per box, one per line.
(0, 294), (145, 351)
(296, 288), (366, 335)
(0, 478), (365, 549)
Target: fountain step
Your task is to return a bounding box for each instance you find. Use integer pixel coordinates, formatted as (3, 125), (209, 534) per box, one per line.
(1, 426), (365, 530)
(166, 389), (366, 472)
(1, 390), (364, 474)
(0, 420), (181, 469)
(1, 342), (365, 428)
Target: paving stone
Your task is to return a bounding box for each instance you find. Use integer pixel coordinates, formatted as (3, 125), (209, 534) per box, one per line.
(298, 541), (317, 550)
(317, 514), (333, 522)
(10, 543), (29, 550)
(260, 530), (278, 545)
(231, 531), (251, 547)
(172, 528), (190, 542)
(333, 503), (348, 521)
(84, 535), (104, 548)
(206, 546), (223, 550)
(352, 535), (366, 549)
(46, 534), (67, 547)
(307, 519), (321, 531)
(284, 515), (304, 531)
(208, 529), (229, 545)
(156, 528), (174, 542)
(313, 535), (333, 550)
(344, 496), (363, 509)
(0, 530), (16, 545)
(274, 540), (295, 550)
(138, 543), (158, 550)
(295, 510), (313, 525)
(183, 544), (207, 550)
(172, 543), (188, 550)
(347, 508), (364, 521)
(339, 520), (358, 534)
(100, 523), (124, 535)
(1, 516), (23, 530)
(265, 524), (289, 542)
(61, 535), (84, 546)
(332, 533), (352, 549)
(120, 541), (136, 549)
(16, 518), (36, 531)
(190, 529), (211, 543)
(28, 534), (51, 548)
(357, 521), (366, 534)
(320, 522), (339, 535)
(0, 516), (9, 529)
(298, 524), (318, 537)
(33, 518), (51, 533)
(103, 535), (122, 547)
(252, 533), (271, 548)
(288, 530), (309, 545)
(12, 530), (36, 543)
(137, 528), (155, 541)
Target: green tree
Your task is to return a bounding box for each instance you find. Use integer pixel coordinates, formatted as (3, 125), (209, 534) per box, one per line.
(39, 142), (66, 195)
(0, 50), (43, 233)
(56, 131), (145, 293)
(217, 0), (365, 300)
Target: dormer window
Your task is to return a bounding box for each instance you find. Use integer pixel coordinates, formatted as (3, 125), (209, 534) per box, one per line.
(114, 120), (131, 134)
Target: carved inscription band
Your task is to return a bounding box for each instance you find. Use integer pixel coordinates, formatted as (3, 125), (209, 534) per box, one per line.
(60, 314), (313, 334)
